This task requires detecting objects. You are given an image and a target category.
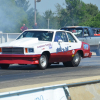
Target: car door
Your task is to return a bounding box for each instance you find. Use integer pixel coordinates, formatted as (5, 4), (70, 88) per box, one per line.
(80, 28), (96, 46)
(67, 32), (81, 57)
(52, 31), (71, 62)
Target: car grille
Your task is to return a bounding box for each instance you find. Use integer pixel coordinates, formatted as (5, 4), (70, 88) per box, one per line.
(2, 47), (24, 54)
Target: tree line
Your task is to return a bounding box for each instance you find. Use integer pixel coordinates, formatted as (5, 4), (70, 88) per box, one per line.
(0, 0), (100, 33)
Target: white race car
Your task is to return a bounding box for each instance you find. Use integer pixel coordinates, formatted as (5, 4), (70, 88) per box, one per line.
(0, 29), (92, 69)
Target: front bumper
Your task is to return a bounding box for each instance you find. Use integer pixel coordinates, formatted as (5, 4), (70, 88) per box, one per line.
(0, 54), (41, 65)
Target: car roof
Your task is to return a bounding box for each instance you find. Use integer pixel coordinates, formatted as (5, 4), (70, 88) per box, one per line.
(61, 26), (91, 28)
(24, 29), (70, 33)
(92, 28), (100, 29)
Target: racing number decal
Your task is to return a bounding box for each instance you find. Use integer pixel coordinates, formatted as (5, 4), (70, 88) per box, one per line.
(56, 46), (69, 53)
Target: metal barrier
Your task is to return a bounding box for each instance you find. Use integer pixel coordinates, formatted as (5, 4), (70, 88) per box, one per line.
(0, 80), (100, 100)
(67, 79), (100, 87)
(0, 84), (71, 100)
(0, 33), (21, 43)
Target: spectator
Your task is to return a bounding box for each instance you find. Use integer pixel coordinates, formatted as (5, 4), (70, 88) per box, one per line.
(72, 30), (76, 33)
(20, 24), (28, 32)
(33, 23), (38, 29)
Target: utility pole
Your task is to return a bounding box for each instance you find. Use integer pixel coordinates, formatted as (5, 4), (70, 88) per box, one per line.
(34, 0), (36, 24)
(34, 0), (41, 24)
(47, 18), (50, 29)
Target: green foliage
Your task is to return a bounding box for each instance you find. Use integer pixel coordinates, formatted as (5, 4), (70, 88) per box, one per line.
(43, 10), (58, 29)
(56, 0), (87, 27)
(79, 13), (100, 27)
(56, 0), (100, 28)
(15, 0), (30, 12)
(0, 0), (28, 33)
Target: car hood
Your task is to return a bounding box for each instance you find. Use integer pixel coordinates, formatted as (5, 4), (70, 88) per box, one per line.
(0, 38), (50, 47)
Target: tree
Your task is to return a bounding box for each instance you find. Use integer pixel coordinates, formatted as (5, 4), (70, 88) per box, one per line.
(43, 10), (58, 29)
(0, 0), (28, 33)
(15, 0), (30, 12)
(79, 13), (100, 27)
(56, 0), (86, 27)
(56, 0), (100, 28)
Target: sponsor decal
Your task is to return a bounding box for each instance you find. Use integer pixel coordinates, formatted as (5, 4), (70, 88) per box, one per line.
(84, 53), (89, 56)
(42, 48), (45, 50)
(37, 43), (51, 48)
(72, 54), (74, 57)
(56, 46), (68, 53)
(72, 50), (75, 54)
(49, 45), (52, 49)
(37, 45), (45, 48)
(83, 44), (88, 50)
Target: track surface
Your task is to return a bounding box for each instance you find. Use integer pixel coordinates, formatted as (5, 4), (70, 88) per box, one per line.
(0, 55), (100, 89)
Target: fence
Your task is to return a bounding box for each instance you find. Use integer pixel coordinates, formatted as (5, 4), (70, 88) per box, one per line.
(0, 33), (21, 44)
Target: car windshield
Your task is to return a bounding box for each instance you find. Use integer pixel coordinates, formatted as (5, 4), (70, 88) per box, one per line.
(61, 28), (83, 37)
(17, 31), (54, 41)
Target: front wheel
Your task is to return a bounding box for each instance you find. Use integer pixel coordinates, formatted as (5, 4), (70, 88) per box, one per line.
(63, 52), (81, 67)
(38, 53), (48, 70)
(0, 64), (9, 69)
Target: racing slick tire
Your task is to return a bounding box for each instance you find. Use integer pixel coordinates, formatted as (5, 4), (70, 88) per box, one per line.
(63, 52), (81, 67)
(0, 64), (9, 69)
(38, 53), (48, 70)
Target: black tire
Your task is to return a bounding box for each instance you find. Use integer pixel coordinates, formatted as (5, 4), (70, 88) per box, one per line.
(0, 64), (9, 69)
(47, 63), (51, 68)
(63, 52), (81, 67)
(38, 53), (48, 70)
(96, 48), (100, 56)
(63, 61), (70, 67)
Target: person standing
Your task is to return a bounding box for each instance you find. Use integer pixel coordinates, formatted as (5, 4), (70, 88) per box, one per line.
(33, 23), (38, 29)
(20, 24), (28, 32)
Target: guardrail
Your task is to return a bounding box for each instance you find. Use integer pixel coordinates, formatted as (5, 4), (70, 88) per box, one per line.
(0, 84), (71, 100)
(67, 79), (100, 87)
(0, 79), (100, 100)
(0, 33), (21, 43)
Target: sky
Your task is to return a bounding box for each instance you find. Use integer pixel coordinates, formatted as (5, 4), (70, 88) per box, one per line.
(29, 0), (100, 15)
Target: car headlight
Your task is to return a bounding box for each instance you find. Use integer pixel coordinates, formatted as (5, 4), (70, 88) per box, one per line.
(25, 48), (34, 53)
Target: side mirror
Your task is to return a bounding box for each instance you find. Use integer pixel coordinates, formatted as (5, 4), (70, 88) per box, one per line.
(84, 34), (88, 37)
(58, 39), (62, 44)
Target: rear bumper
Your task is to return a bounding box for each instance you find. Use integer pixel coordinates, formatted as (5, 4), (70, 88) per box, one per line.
(89, 52), (92, 57)
(0, 54), (41, 65)
(83, 52), (92, 58)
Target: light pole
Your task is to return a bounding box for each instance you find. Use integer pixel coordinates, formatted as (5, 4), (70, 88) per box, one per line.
(47, 18), (50, 29)
(34, 0), (41, 24)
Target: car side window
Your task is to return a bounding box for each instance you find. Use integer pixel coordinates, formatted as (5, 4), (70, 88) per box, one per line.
(67, 33), (76, 42)
(54, 32), (68, 42)
(84, 28), (89, 36)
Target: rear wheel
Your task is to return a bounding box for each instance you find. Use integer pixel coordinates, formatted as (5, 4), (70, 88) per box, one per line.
(38, 53), (48, 70)
(63, 52), (81, 67)
(0, 64), (9, 69)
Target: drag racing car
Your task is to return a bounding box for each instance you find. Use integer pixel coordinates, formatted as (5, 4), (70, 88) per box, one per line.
(0, 29), (92, 70)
